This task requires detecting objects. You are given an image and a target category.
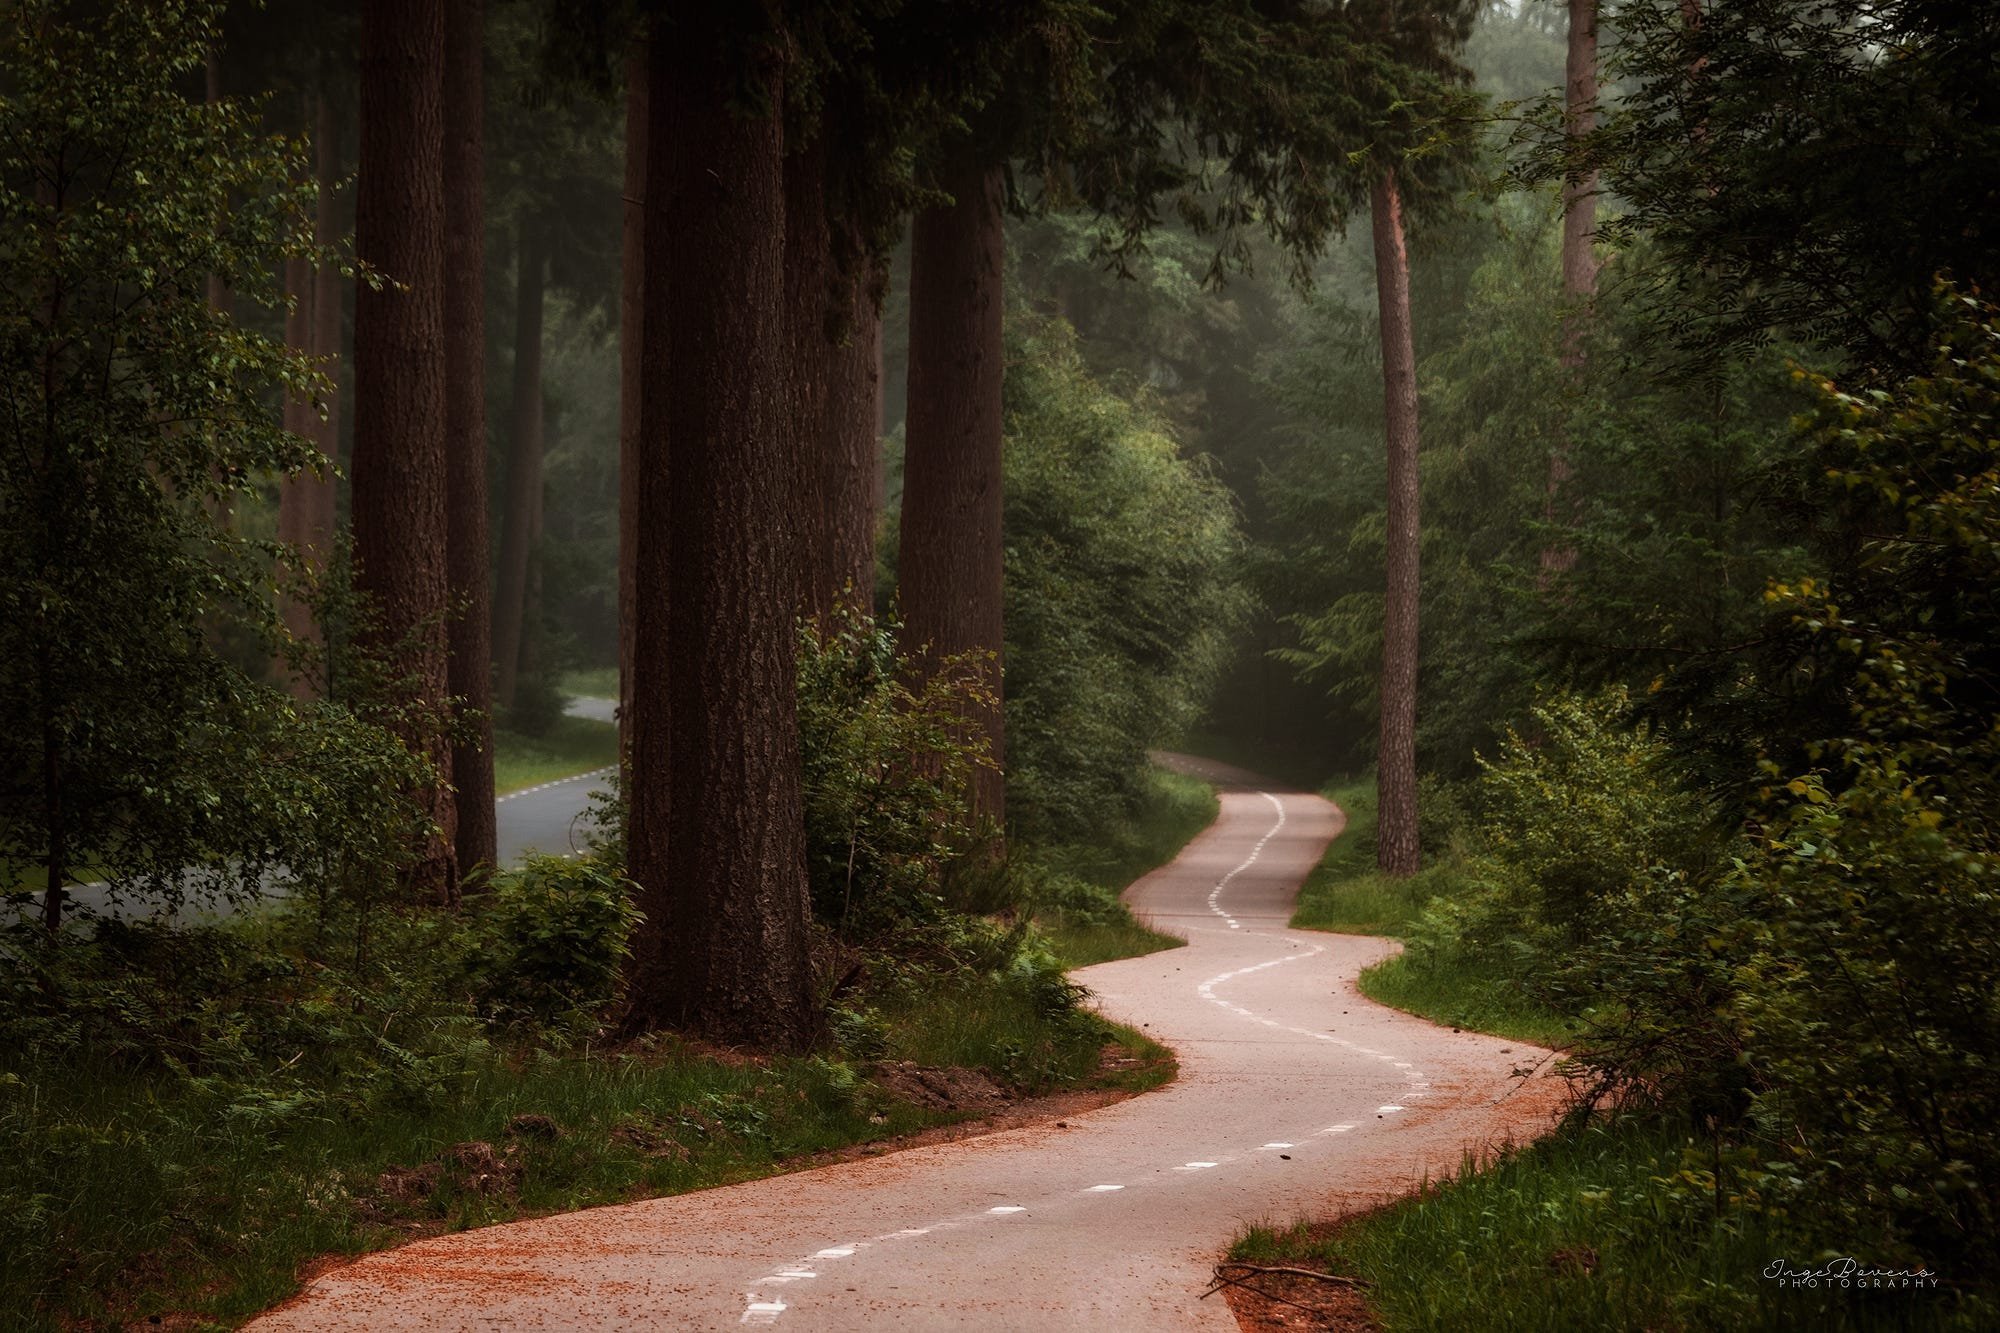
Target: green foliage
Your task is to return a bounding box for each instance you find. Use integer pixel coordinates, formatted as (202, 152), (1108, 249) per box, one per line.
(1549, 0), (2000, 373)
(1002, 316), (1248, 840)
(0, 0), (427, 921)
(1721, 301), (2000, 1267)
(795, 606), (994, 936)
(464, 857), (641, 1029)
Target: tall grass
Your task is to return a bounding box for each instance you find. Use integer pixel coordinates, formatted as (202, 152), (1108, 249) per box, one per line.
(1233, 1121), (1987, 1330)
(1, 1002), (1162, 1329)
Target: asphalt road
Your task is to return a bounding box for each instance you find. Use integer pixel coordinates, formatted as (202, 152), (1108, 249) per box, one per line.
(20, 697), (620, 922)
(252, 754), (1561, 1331)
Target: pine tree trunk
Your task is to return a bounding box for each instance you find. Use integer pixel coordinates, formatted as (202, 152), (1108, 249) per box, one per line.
(813, 254), (886, 619)
(624, 28), (816, 1051)
(308, 92), (343, 573)
(784, 134), (832, 618)
(616, 39), (648, 759)
(1371, 169), (1421, 879)
(352, 0), (456, 904)
(493, 224), (546, 712)
(277, 230), (317, 690)
(444, 0), (495, 872)
(1543, 0), (1598, 577)
(901, 158), (1007, 827)
(276, 91), (342, 695)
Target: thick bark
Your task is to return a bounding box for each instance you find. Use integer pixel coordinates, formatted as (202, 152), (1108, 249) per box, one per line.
(352, 0), (457, 904)
(492, 224), (546, 711)
(812, 255), (886, 619)
(900, 159), (1007, 826)
(783, 135), (832, 618)
(616, 40), (648, 758)
(444, 0), (495, 873)
(1543, 0), (1599, 577)
(624, 29), (816, 1051)
(1371, 170), (1421, 878)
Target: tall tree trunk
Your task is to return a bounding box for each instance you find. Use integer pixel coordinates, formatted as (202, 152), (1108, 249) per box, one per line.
(616, 39), (648, 759)
(277, 232), (317, 689)
(308, 92), (343, 573)
(625, 27), (815, 1051)
(1371, 169), (1421, 879)
(443, 0), (495, 872)
(811, 254), (886, 619)
(277, 93), (342, 694)
(492, 224), (546, 712)
(352, 0), (456, 904)
(900, 158), (1007, 827)
(1543, 0), (1598, 576)
(784, 134), (832, 618)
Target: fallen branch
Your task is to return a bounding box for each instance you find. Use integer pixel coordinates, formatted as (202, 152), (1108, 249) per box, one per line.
(1215, 1261), (1371, 1290)
(1200, 1268), (1323, 1315)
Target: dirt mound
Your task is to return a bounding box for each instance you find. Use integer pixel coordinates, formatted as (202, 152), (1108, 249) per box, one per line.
(375, 1141), (523, 1206)
(868, 1061), (1009, 1113)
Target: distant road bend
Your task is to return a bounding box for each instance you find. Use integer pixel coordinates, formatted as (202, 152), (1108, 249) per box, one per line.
(255, 754), (1558, 1331)
(23, 696), (620, 922)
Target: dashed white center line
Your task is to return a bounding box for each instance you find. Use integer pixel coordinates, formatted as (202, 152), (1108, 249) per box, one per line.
(1086, 1184), (1125, 1192)
(988, 1206), (1026, 1214)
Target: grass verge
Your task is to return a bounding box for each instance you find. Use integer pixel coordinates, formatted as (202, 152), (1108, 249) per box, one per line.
(1229, 1119), (1987, 1331)
(558, 666), (620, 699)
(493, 714), (620, 796)
(1290, 777), (1566, 1048)
(2, 979), (1168, 1330)
(1032, 766), (1216, 969)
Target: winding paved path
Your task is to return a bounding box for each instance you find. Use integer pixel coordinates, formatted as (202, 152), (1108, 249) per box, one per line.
(254, 756), (1558, 1331)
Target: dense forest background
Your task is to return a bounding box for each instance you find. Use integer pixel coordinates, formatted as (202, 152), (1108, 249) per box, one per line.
(3, 0), (1998, 1327)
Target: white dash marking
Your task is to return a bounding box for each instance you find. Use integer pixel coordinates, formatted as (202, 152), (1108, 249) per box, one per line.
(1086, 1184), (1124, 1192)
(814, 1247), (855, 1259)
(1378, 1105), (1404, 1113)
(1262, 1142), (1294, 1150)
(988, 1206), (1026, 1214)
(1176, 1161), (1219, 1171)
(1324, 1124), (1356, 1133)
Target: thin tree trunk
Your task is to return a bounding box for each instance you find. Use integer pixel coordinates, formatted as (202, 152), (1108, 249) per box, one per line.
(444, 0), (495, 873)
(616, 39), (648, 759)
(492, 224), (546, 711)
(352, 0), (457, 904)
(308, 92), (343, 575)
(624, 26), (815, 1051)
(1543, 0), (1598, 577)
(1371, 169), (1421, 878)
(900, 158), (1007, 827)
(277, 235), (317, 688)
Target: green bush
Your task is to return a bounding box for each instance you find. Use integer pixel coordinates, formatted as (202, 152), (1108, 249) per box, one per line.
(464, 856), (641, 1029)
(794, 606), (993, 937)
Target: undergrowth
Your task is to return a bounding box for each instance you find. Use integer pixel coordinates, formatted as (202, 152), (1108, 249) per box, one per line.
(1232, 1120), (1988, 1331)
